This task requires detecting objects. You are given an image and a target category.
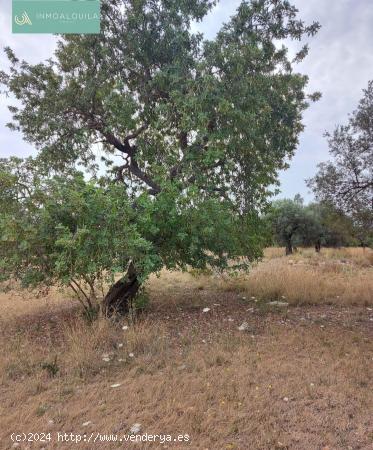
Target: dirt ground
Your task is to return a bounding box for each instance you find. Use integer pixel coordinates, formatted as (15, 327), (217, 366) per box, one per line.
(0, 249), (372, 450)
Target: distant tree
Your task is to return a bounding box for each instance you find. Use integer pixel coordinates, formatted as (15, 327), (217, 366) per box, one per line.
(306, 202), (355, 248)
(308, 81), (373, 246)
(0, 0), (320, 314)
(267, 196), (315, 255)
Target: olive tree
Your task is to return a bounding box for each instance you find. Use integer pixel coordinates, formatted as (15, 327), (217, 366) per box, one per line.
(0, 0), (320, 313)
(266, 196), (312, 255)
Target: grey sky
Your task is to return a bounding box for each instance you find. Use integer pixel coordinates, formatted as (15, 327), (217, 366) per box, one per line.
(1, 0), (372, 202)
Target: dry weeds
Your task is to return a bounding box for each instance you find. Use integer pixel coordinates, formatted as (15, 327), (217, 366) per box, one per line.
(0, 248), (372, 449)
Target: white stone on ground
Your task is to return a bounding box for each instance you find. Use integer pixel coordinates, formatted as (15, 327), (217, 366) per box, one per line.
(130, 423), (142, 434)
(238, 322), (250, 331)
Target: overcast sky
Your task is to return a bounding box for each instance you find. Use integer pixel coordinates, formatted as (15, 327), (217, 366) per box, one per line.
(1, 0), (372, 202)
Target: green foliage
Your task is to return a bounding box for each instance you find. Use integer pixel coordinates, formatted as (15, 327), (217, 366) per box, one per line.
(0, 0), (321, 307)
(266, 196), (367, 251)
(308, 80), (373, 246)
(0, 158), (266, 307)
(266, 196), (312, 252)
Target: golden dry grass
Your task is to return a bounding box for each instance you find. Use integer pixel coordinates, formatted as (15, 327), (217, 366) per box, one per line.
(180, 247), (373, 307)
(0, 248), (372, 449)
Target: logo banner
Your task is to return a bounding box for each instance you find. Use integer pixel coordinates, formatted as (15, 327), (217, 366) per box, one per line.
(12, 0), (100, 34)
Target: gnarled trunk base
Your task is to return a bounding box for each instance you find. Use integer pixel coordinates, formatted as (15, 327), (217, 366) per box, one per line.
(285, 243), (293, 255)
(102, 261), (140, 316)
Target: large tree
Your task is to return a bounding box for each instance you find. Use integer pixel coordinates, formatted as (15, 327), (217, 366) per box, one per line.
(308, 81), (373, 246)
(0, 0), (320, 313)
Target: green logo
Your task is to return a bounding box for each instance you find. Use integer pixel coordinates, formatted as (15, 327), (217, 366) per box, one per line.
(12, 0), (100, 34)
(14, 11), (32, 26)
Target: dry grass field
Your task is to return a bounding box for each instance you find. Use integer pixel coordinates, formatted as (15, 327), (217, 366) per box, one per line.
(0, 248), (372, 449)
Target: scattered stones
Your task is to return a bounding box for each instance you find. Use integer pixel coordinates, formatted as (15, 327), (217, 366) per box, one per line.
(202, 308), (210, 313)
(130, 423), (142, 434)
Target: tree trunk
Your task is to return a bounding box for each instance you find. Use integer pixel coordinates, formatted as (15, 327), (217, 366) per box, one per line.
(102, 261), (140, 316)
(315, 239), (321, 253)
(285, 241), (293, 255)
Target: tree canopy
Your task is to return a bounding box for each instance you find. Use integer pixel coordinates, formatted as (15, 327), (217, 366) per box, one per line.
(308, 80), (373, 245)
(0, 0), (320, 311)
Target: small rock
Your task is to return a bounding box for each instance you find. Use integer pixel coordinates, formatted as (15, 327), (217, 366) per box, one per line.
(110, 383), (122, 388)
(102, 357), (110, 362)
(82, 421), (92, 427)
(129, 353), (135, 358)
(238, 322), (250, 331)
(241, 296), (247, 300)
(228, 318), (234, 322)
(268, 301), (288, 307)
(12, 444), (20, 448)
(283, 397), (289, 402)
(178, 364), (187, 371)
(130, 423), (142, 434)
(118, 343), (123, 348)
(202, 308), (210, 313)
(118, 358), (124, 362)
(122, 325), (129, 330)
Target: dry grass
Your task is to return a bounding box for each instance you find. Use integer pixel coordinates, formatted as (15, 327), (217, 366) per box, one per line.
(181, 247), (373, 307)
(0, 248), (372, 449)
(264, 246), (373, 266)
